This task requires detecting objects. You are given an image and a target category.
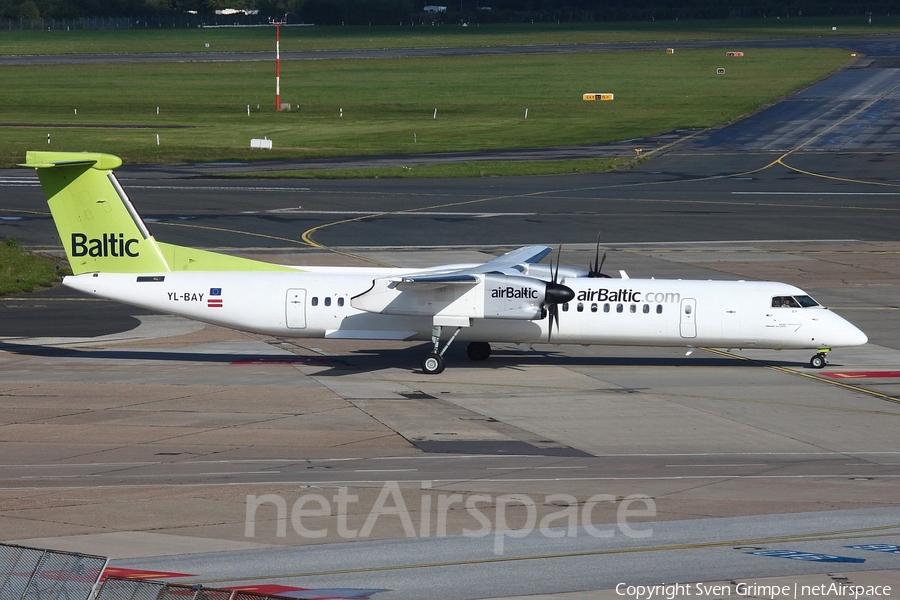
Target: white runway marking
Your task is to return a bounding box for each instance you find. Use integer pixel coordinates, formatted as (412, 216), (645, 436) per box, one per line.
(665, 463), (770, 467)
(127, 184), (312, 192)
(353, 469), (419, 473)
(0, 178), (39, 186)
(261, 208), (535, 217)
(733, 191), (900, 195)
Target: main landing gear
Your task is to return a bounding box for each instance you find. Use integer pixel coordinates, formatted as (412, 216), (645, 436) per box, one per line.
(421, 325), (462, 375)
(421, 326), (493, 374)
(466, 341), (491, 362)
(809, 348), (830, 369)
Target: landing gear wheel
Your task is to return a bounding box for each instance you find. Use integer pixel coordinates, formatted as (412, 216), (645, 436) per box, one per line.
(422, 352), (446, 375)
(466, 342), (491, 362)
(809, 354), (827, 369)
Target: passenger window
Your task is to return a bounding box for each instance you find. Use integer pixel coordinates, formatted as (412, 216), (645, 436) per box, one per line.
(685, 304), (692, 315)
(324, 297), (332, 307)
(577, 303), (584, 312)
(630, 304), (636, 313)
(591, 303), (598, 313)
(656, 304), (663, 314)
(562, 303), (569, 312)
(311, 297), (318, 306)
(616, 304), (623, 313)
(338, 297), (345, 307)
(643, 304), (650, 314)
(604, 303), (610, 313)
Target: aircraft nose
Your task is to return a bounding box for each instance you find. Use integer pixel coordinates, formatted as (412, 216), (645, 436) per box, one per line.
(832, 316), (868, 347)
(845, 324), (868, 347)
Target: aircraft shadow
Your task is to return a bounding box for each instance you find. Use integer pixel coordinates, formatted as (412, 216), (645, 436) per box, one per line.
(0, 341), (811, 375)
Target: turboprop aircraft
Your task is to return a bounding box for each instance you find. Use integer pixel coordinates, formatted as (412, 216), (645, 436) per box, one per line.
(23, 151), (867, 374)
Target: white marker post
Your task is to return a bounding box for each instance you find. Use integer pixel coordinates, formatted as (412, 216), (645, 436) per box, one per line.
(433, 108), (438, 119)
(524, 108), (528, 120)
(156, 134), (160, 146)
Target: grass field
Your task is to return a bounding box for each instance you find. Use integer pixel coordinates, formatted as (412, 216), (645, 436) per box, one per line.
(0, 47), (850, 168)
(0, 238), (69, 295)
(0, 17), (896, 55)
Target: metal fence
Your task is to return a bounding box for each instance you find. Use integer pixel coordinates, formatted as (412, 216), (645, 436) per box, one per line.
(1, 544), (299, 600)
(0, 542), (108, 600)
(94, 577), (298, 600)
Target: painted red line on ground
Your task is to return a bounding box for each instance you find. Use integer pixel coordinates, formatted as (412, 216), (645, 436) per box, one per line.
(822, 371), (900, 379)
(101, 567), (195, 581)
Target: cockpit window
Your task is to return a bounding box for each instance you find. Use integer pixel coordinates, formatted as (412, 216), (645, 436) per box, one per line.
(795, 295), (820, 307)
(772, 295), (820, 308)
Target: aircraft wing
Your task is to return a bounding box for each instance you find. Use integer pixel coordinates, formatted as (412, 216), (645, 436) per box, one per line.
(352, 246), (559, 318)
(397, 246), (553, 289)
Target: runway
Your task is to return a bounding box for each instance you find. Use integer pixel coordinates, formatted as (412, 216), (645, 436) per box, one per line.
(1, 36), (900, 600)
(0, 34), (897, 66)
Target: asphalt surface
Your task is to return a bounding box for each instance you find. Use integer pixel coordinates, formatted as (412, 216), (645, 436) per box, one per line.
(123, 509), (900, 600)
(2, 35), (900, 600)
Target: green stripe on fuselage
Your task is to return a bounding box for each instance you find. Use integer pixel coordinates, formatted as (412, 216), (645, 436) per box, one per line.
(157, 243), (300, 272)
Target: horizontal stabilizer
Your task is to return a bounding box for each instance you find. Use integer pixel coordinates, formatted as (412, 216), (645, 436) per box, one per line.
(20, 152), (123, 171)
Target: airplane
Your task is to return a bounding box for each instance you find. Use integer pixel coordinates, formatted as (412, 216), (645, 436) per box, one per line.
(22, 151), (867, 374)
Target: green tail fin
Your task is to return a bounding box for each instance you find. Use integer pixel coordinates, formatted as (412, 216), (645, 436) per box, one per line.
(22, 151), (171, 275)
(24, 151), (300, 275)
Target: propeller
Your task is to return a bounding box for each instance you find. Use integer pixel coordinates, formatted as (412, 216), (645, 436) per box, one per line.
(544, 245), (575, 341)
(587, 232), (611, 278)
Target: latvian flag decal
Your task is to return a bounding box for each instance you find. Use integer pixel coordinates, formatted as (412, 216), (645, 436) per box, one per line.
(208, 288), (223, 308)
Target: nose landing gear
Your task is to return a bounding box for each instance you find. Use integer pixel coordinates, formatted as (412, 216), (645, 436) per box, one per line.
(809, 347), (830, 369)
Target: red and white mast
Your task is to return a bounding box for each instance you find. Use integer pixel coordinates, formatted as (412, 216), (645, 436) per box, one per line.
(272, 19), (286, 111)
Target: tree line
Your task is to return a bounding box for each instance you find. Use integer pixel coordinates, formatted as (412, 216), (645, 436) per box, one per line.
(3, 0), (897, 24)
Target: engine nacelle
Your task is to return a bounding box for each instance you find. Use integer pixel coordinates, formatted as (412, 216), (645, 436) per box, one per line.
(482, 274), (547, 320)
(352, 273), (574, 321)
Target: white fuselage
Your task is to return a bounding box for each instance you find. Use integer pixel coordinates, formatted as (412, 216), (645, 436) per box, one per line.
(63, 268), (867, 351)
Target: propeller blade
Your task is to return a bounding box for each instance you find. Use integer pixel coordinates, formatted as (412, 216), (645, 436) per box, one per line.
(545, 245), (573, 342)
(589, 233), (608, 278)
(553, 244), (561, 284)
(548, 303), (559, 342)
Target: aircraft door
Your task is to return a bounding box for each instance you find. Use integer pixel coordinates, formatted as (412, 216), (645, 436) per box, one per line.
(680, 298), (697, 338)
(286, 288), (307, 329)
